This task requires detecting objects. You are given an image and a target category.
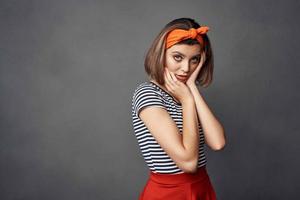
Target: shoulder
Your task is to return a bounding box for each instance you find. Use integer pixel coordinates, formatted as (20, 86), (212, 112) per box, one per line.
(132, 81), (162, 99)
(132, 81), (165, 116)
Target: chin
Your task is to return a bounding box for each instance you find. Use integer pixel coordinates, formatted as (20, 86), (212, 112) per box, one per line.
(177, 79), (187, 84)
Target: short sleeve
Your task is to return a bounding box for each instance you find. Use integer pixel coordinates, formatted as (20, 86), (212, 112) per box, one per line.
(132, 84), (166, 119)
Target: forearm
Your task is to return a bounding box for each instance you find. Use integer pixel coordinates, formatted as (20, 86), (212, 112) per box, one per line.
(188, 84), (226, 151)
(181, 98), (199, 162)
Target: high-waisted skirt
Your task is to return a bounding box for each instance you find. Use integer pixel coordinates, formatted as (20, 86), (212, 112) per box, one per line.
(138, 166), (217, 200)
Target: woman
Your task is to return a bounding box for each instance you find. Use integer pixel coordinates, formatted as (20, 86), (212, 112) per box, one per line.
(131, 17), (226, 200)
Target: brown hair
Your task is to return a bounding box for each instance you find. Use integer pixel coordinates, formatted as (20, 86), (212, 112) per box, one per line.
(144, 18), (214, 88)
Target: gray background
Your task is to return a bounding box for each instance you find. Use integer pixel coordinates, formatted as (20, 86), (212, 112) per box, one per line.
(1, 0), (299, 199)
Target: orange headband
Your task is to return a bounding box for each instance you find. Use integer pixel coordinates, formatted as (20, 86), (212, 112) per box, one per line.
(165, 26), (210, 49)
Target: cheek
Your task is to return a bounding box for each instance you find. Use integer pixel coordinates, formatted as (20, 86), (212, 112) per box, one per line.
(191, 65), (198, 72)
(165, 57), (179, 71)
(191, 62), (201, 71)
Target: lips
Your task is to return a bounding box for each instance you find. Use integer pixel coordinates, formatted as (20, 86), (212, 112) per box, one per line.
(175, 74), (188, 81)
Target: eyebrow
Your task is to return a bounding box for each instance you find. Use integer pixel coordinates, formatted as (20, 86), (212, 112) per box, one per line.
(171, 51), (201, 57)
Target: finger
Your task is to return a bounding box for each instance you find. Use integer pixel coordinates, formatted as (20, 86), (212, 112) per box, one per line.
(165, 68), (176, 87)
(165, 68), (174, 86)
(195, 55), (205, 72)
(200, 52), (206, 65)
(169, 72), (180, 88)
(164, 69), (171, 87)
(169, 71), (179, 85)
(165, 81), (171, 91)
(164, 71), (174, 92)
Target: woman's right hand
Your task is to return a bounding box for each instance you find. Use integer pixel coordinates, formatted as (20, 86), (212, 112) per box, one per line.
(164, 67), (194, 104)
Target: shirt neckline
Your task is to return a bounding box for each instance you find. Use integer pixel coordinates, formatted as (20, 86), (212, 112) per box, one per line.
(149, 81), (181, 105)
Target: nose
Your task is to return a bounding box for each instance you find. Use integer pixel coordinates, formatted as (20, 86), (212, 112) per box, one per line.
(180, 60), (190, 73)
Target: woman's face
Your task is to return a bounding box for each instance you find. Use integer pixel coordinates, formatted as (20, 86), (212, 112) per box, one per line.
(164, 43), (202, 83)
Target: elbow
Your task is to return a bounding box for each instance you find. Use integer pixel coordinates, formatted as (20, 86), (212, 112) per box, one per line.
(182, 158), (198, 173)
(211, 140), (226, 151)
(175, 149), (199, 173)
(210, 131), (226, 151)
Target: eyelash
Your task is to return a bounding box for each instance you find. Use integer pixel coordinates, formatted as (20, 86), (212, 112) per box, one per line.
(173, 55), (199, 63)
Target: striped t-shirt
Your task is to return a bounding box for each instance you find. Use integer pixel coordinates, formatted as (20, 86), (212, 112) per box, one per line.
(131, 81), (206, 174)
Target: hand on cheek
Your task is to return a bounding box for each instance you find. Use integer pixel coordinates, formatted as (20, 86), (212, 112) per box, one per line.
(186, 52), (205, 86)
(163, 67), (193, 103)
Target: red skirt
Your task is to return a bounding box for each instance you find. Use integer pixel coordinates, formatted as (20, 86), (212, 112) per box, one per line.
(138, 166), (217, 200)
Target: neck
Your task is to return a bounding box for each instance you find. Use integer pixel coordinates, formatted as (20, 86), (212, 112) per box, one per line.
(150, 79), (167, 90)
(149, 79), (180, 104)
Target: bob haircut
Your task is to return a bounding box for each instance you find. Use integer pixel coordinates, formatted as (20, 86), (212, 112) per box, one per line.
(144, 17), (214, 88)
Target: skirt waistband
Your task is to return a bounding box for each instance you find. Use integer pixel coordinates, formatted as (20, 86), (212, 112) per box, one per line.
(149, 166), (209, 185)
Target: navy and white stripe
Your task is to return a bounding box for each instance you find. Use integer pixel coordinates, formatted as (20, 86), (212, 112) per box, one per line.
(131, 81), (206, 174)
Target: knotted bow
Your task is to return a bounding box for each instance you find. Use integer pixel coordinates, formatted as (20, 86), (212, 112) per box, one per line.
(165, 26), (210, 49)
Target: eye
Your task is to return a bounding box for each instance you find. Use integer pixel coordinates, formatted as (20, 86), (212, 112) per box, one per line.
(191, 57), (200, 64)
(173, 55), (182, 62)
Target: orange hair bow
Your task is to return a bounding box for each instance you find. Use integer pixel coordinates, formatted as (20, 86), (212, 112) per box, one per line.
(165, 26), (210, 49)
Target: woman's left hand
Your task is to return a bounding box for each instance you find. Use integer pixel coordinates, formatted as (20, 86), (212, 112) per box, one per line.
(186, 51), (206, 87)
